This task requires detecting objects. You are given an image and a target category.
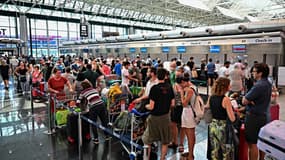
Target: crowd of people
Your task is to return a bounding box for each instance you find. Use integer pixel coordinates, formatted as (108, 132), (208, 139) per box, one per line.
(0, 53), (273, 160)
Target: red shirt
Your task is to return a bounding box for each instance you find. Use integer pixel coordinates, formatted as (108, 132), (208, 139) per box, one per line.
(48, 76), (68, 93)
(102, 64), (111, 75)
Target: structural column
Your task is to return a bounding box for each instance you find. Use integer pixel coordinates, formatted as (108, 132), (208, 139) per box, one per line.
(19, 13), (28, 56)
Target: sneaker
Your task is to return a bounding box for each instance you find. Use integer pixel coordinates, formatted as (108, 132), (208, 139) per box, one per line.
(105, 136), (112, 141)
(93, 138), (99, 144)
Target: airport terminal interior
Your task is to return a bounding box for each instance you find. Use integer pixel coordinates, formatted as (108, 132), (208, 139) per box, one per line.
(0, 0), (285, 160)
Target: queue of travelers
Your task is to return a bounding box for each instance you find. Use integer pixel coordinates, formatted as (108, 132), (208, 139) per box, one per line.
(0, 53), (273, 160)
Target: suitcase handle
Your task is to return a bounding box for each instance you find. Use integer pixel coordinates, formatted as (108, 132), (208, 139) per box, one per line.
(269, 136), (276, 140)
(265, 149), (271, 154)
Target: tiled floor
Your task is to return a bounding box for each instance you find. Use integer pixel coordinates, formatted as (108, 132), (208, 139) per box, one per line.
(0, 80), (284, 160)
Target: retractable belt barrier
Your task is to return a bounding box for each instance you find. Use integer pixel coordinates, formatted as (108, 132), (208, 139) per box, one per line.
(57, 101), (147, 148)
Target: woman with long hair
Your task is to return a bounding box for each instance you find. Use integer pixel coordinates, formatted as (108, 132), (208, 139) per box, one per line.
(207, 77), (236, 160)
(178, 72), (196, 160)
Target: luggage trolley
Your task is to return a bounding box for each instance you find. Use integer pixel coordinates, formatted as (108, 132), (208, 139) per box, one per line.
(51, 92), (78, 128)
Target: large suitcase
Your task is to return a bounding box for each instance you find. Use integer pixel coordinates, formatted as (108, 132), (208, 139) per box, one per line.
(66, 112), (91, 143)
(257, 120), (285, 159)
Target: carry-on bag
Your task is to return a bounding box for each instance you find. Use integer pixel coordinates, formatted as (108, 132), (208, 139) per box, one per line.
(257, 120), (285, 159)
(66, 112), (91, 143)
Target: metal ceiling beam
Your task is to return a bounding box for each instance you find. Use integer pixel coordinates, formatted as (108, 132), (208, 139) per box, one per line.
(0, 0), (186, 27)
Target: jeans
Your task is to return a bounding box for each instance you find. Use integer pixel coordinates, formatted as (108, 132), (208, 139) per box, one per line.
(89, 103), (109, 139)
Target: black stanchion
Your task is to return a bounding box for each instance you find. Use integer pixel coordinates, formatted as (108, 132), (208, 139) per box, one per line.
(43, 93), (55, 135)
(30, 86), (35, 131)
(78, 112), (83, 160)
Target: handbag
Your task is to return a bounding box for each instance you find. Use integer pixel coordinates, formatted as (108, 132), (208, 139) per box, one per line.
(225, 117), (239, 146)
(204, 107), (213, 123)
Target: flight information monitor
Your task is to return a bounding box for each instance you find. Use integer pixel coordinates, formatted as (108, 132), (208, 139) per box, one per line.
(209, 45), (220, 53)
(232, 44), (246, 53)
(129, 48), (136, 53)
(162, 46), (170, 53)
(140, 47), (147, 53)
(177, 46), (186, 53)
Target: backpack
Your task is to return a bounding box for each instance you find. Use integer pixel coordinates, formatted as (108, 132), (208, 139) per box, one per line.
(108, 83), (122, 103)
(190, 86), (205, 123)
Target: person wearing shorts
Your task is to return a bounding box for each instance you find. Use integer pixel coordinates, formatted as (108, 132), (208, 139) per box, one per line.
(242, 63), (272, 160)
(142, 68), (175, 160)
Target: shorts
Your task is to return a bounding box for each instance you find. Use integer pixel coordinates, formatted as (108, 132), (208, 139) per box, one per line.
(181, 107), (196, 129)
(142, 114), (172, 145)
(244, 113), (267, 144)
(170, 105), (183, 124)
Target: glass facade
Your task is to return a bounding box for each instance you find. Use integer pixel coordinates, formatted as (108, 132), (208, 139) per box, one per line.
(0, 15), (154, 57)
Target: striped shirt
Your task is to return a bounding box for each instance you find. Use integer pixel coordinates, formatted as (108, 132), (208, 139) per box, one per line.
(77, 88), (104, 107)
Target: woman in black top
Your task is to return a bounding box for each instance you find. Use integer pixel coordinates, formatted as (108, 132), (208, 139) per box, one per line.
(14, 61), (30, 96)
(0, 59), (10, 90)
(207, 77), (236, 160)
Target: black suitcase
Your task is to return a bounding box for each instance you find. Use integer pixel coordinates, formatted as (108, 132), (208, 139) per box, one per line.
(66, 112), (91, 143)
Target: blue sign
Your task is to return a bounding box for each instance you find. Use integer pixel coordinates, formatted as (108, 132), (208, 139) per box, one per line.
(129, 48), (136, 53)
(177, 46), (186, 53)
(140, 47), (147, 53)
(162, 47), (170, 53)
(210, 45), (220, 53)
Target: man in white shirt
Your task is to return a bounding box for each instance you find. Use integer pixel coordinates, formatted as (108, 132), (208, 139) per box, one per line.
(218, 61), (230, 78)
(121, 61), (138, 86)
(133, 67), (158, 103)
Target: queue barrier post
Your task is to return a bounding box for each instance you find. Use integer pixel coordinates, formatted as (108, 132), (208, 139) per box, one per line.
(78, 112), (83, 160)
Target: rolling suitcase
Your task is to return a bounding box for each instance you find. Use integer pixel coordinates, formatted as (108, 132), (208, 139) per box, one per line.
(257, 120), (285, 159)
(66, 112), (91, 143)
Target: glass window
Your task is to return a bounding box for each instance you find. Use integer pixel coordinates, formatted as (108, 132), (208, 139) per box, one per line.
(69, 22), (78, 32)
(109, 26), (116, 32)
(36, 29), (47, 36)
(58, 21), (67, 31)
(58, 31), (68, 40)
(48, 20), (57, 30)
(0, 16), (9, 27)
(103, 26), (109, 32)
(35, 19), (47, 30)
(69, 31), (78, 40)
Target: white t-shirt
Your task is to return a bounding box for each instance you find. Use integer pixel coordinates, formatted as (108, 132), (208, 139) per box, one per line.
(144, 78), (159, 96)
(218, 66), (229, 77)
(121, 67), (129, 85)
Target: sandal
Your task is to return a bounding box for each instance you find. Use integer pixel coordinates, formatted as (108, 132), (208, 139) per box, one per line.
(178, 145), (184, 153)
(168, 143), (178, 148)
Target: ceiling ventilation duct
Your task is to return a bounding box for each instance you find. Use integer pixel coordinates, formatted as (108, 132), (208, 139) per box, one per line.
(96, 38), (106, 43)
(205, 28), (213, 34)
(143, 32), (162, 40)
(159, 30), (183, 39)
(105, 37), (116, 42)
(238, 25), (247, 32)
(115, 35), (129, 41)
(128, 34), (144, 40)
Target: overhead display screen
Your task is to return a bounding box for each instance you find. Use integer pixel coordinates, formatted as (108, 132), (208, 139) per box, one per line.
(129, 48), (136, 53)
(209, 45), (220, 53)
(232, 44), (246, 53)
(162, 46), (170, 53)
(140, 47), (147, 53)
(177, 46), (186, 53)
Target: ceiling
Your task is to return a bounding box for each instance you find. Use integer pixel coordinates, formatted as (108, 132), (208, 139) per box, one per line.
(1, 0), (285, 29)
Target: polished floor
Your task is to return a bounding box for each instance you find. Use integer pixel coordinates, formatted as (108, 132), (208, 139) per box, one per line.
(0, 79), (284, 160)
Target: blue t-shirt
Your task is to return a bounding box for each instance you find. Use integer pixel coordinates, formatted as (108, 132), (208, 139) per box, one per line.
(245, 78), (272, 116)
(206, 62), (215, 74)
(114, 63), (122, 77)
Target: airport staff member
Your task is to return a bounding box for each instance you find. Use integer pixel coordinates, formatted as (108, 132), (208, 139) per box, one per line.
(242, 63), (272, 160)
